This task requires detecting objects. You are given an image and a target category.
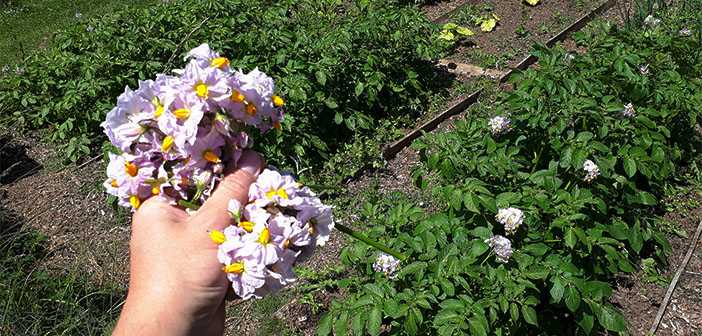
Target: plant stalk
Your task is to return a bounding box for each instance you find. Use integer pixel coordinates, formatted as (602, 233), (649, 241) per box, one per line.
(530, 145), (545, 175)
(334, 223), (407, 261)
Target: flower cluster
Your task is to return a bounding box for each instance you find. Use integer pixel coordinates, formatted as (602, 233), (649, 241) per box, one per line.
(484, 235), (512, 263)
(582, 159), (601, 182)
(496, 207), (524, 235)
(564, 53), (575, 61)
(102, 43), (284, 210)
(211, 168), (334, 299)
(488, 116), (511, 134)
(680, 28), (692, 36)
(372, 253), (401, 279)
(639, 64), (649, 76)
(620, 103), (636, 118)
(644, 15), (661, 27)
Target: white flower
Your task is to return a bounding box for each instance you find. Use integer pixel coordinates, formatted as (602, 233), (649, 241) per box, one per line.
(564, 53), (575, 61)
(75, 13), (83, 19)
(495, 208), (524, 235)
(644, 15), (660, 27)
(583, 159), (601, 182)
(484, 235), (512, 263)
(1, 65), (9, 74)
(639, 64), (649, 75)
(488, 116), (511, 134)
(679, 28), (692, 36)
(86, 25), (94, 33)
(620, 103), (636, 118)
(373, 253), (401, 279)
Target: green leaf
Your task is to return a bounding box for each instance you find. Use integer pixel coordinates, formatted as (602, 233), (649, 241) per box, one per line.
(318, 312), (333, 335)
(468, 316), (487, 336)
(335, 311), (349, 336)
(565, 286), (581, 312)
(629, 224), (643, 253)
(367, 306), (382, 336)
(550, 278), (565, 302)
(316, 70), (327, 85)
(564, 228), (577, 248)
(364, 283), (384, 299)
(464, 192), (479, 213)
(598, 305), (627, 331)
(623, 158), (637, 177)
(434, 309), (460, 325)
(575, 131), (594, 142)
(354, 82), (364, 96)
(510, 302), (519, 321)
(404, 310), (418, 335)
(521, 305), (538, 325)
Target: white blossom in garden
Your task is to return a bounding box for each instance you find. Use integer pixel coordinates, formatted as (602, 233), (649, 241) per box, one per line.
(373, 253), (401, 279)
(484, 235), (512, 263)
(75, 12), (83, 19)
(495, 208), (525, 235)
(488, 116), (511, 134)
(1, 65), (9, 74)
(15, 67), (24, 75)
(644, 15), (660, 27)
(564, 53), (575, 61)
(620, 103), (636, 118)
(582, 159), (601, 182)
(679, 28), (692, 36)
(639, 64), (649, 75)
(86, 25), (94, 33)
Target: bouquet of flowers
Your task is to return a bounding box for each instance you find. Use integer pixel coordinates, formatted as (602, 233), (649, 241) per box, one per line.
(101, 43), (333, 299)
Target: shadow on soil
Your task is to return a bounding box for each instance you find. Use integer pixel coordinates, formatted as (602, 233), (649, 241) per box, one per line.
(0, 134), (41, 186)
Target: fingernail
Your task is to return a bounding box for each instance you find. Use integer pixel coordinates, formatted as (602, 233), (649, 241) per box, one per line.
(237, 150), (263, 178)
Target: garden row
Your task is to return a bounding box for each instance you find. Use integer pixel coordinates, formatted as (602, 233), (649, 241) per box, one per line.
(0, 0), (445, 180)
(318, 5), (702, 335)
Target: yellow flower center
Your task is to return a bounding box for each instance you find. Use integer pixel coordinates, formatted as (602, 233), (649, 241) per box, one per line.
(125, 161), (138, 177)
(162, 135), (174, 151)
(265, 187), (289, 199)
(173, 108), (190, 119)
(210, 231), (226, 244)
(274, 121), (281, 131)
(272, 95), (284, 106)
(285, 239), (291, 248)
(155, 104), (164, 118)
(239, 221), (255, 232)
(110, 179), (119, 188)
(210, 57), (229, 68)
(152, 186), (160, 195)
(223, 261), (244, 274)
(203, 150), (221, 163)
(130, 195), (141, 209)
(246, 103), (257, 116)
(230, 91), (245, 103)
(194, 80), (209, 99)
(258, 227), (271, 244)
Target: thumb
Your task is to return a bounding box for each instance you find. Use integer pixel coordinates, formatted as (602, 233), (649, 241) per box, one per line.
(191, 150), (264, 231)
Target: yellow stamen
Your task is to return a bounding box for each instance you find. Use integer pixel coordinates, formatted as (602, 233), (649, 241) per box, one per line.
(203, 150), (221, 163)
(210, 231), (226, 244)
(309, 226), (314, 235)
(210, 57), (229, 68)
(125, 162), (138, 177)
(285, 239), (291, 248)
(272, 95), (284, 106)
(195, 80), (209, 99)
(110, 179), (119, 188)
(265, 187), (289, 199)
(152, 186), (160, 195)
(130, 195), (141, 209)
(162, 135), (174, 151)
(258, 227), (271, 244)
(155, 104), (164, 118)
(223, 261), (244, 274)
(246, 103), (257, 115)
(274, 121), (281, 131)
(183, 157), (190, 164)
(230, 91), (245, 103)
(239, 221), (255, 232)
(173, 108), (190, 119)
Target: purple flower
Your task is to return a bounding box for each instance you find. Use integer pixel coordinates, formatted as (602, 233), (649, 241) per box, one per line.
(680, 28), (692, 36)
(484, 235), (512, 263)
(86, 25), (94, 33)
(1, 65), (9, 74)
(620, 103), (636, 118)
(75, 12), (83, 19)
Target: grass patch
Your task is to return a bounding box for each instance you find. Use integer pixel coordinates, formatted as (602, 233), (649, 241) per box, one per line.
(0, 0), (159, 65)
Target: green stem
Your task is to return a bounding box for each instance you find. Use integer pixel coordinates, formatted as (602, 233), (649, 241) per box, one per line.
(480, 252), (494, 266)
(564, 176), (577, 192)
(334, 223), (406, 261)
(530, 145), (545, 175)
(178, 200), (201, 211)
(544, 239), (562, 243)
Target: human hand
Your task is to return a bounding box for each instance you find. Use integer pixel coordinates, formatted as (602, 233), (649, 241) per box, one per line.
(112, 150), (265, 336)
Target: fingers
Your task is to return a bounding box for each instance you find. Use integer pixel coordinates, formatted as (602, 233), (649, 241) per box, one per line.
(191, 150), (264, 231)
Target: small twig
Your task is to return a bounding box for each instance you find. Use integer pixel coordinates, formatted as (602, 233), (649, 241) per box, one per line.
(648, 218), (702, 335)
(162, 15), (215, 74)
(76, 153), (103, 170)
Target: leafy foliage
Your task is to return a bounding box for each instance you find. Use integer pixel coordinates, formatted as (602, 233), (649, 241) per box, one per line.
(320, 18), (701, 336)
(0, 0), (444, 170)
